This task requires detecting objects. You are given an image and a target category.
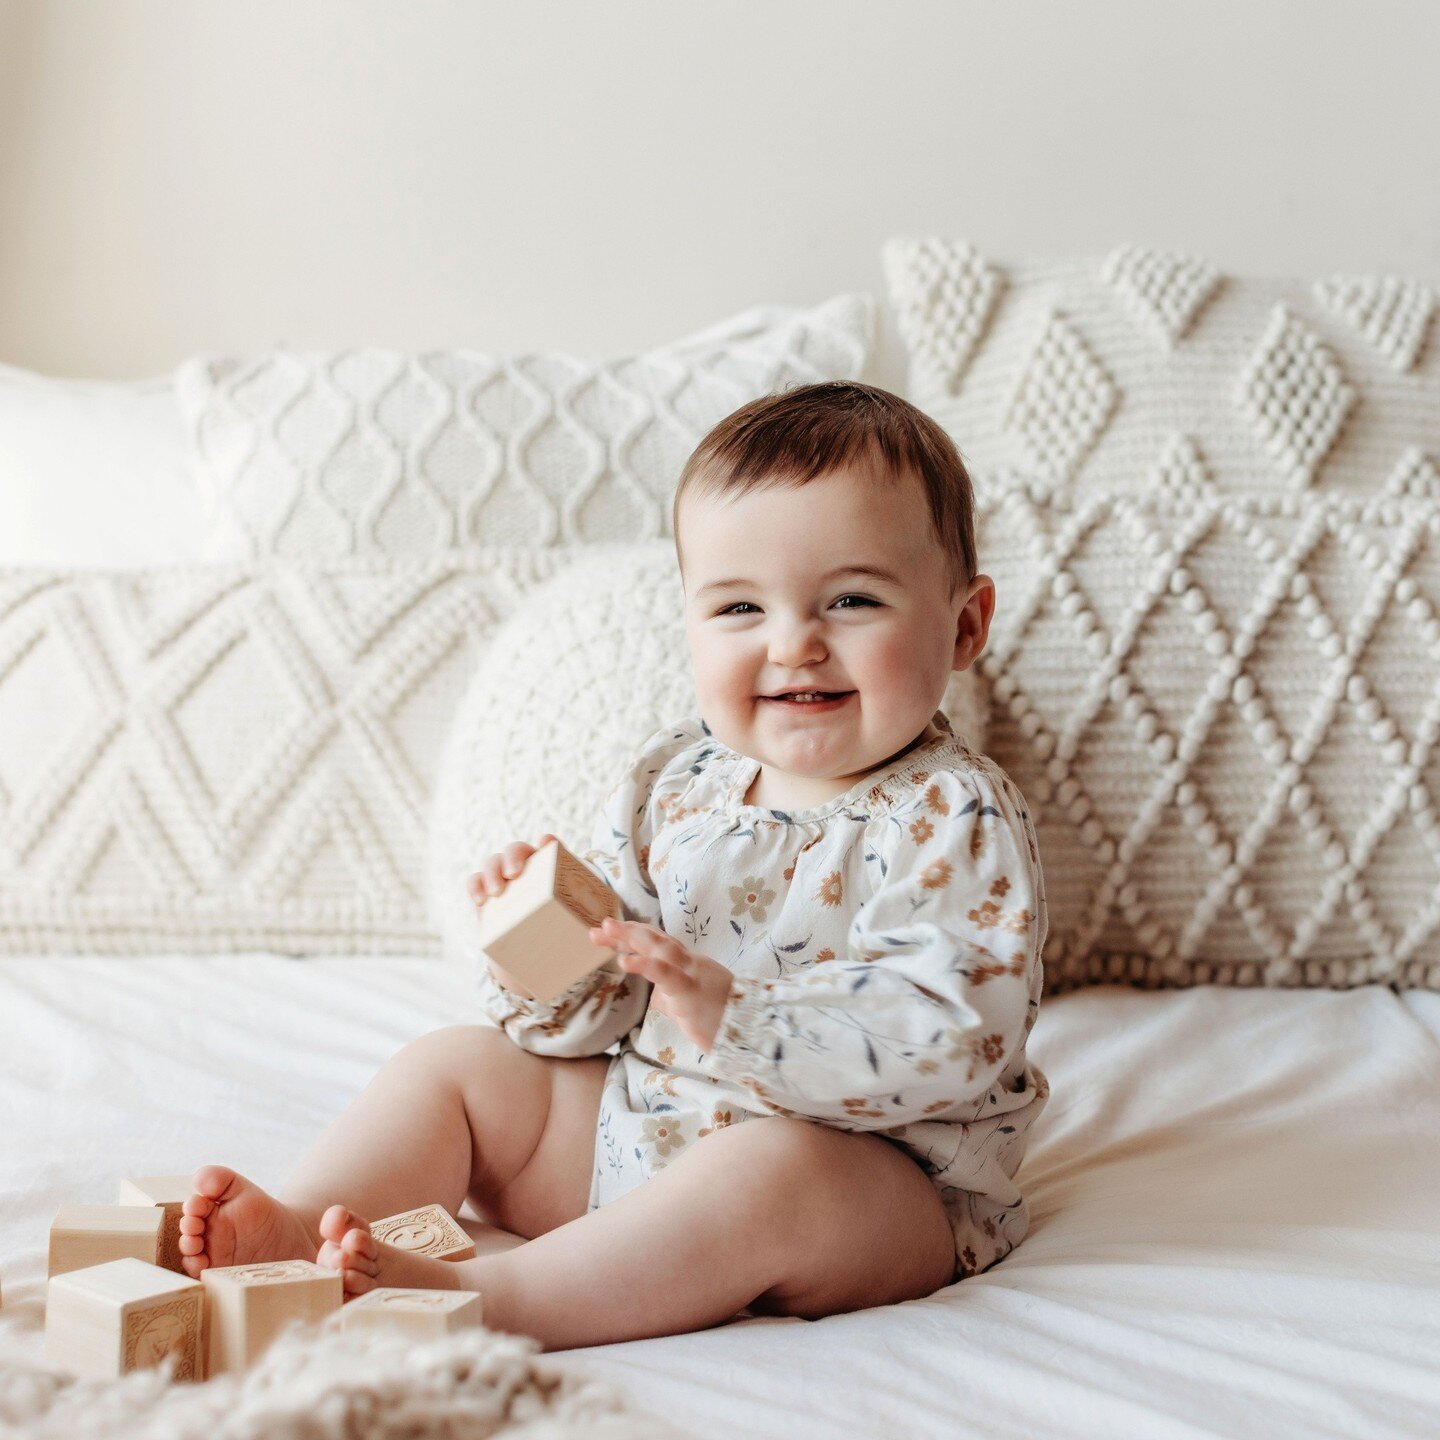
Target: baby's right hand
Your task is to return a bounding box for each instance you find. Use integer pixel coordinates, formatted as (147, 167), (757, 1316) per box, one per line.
(467, 833), (560, 909)
(469, 833), (559, 999)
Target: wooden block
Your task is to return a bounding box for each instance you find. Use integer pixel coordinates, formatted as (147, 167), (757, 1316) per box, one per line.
(49, 1204), (164, 1278)
(45, 1257), (204, 1381)
(476, 838), (620, 1001)
(116, 1175), (192, 1274)
(371, 1204), (476, 1262)
(201, 1259), (341, 1374)
(341, 1286), (484, 1336)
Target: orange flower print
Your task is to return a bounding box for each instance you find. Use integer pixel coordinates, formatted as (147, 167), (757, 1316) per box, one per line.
(961, 1245), (977, 1273)
(730, 876), (776, 922)
(969, 961), (1010, 986)
(920, 858), (953, 890)
(643, 1068), (680, 1097)
(641, 1114), (687, 1159)
(637, 843), (650, 873)
(991, 876), (1010, 898)
(909, 816), (935, 846)
(816, 871), (844, 907)
(978, 1033), (1005, 1065)
(969, 899), (1005, 929)
(924, 783), (950, 816)
(814, 947), (836, 963)
(698, 1108), (737, 1137)
(840, 1096), (886, 1120)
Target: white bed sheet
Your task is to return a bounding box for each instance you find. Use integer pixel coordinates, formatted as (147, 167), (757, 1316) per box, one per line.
(2, 955), (1438, 1440)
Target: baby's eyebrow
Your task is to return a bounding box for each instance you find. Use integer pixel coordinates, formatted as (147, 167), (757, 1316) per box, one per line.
(695, 564), (900, 599)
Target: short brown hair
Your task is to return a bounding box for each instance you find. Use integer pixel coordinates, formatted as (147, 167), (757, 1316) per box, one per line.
(671, 381), (976, 598)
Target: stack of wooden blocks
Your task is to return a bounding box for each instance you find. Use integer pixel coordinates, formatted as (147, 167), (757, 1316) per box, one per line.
(43, 1181), (485, 1382)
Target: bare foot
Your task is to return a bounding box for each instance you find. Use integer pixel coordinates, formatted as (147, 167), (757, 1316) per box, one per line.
(177, 1165), (322, 1278)
(316, 1204), (466, 1300)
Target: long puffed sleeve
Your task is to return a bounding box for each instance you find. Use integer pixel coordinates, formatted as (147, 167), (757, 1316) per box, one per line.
(698, 761), (1047, 1129)
(476, 718), (710, 1059)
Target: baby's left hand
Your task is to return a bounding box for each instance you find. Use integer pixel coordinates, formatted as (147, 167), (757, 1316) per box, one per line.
(588, 917), (733, 1052)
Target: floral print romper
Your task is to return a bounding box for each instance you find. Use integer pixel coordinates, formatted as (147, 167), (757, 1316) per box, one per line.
(476, 710), (1051, 1283)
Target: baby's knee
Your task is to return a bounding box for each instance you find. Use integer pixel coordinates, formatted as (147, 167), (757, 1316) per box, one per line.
(391, 1023), (506, 1081)
(701, 1116), (843, 1208)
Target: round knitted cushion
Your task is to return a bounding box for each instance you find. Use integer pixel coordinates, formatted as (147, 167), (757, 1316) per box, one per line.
(428, 541), (990, 964)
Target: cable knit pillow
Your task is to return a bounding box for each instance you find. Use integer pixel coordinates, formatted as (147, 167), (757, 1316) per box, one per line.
(882, 237), (1438, 499)
(0, 550), (579, 954)
(427, 542), (989, 966)
(974, 480), (1440, 994)
(177, 295), (874, 560)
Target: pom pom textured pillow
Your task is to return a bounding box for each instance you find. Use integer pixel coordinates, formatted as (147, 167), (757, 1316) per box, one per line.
(974, 482), (1440, 994)
(883, 237), (1437, 500)
(177, 295), (875, 560)
(428, 543), (989, 966)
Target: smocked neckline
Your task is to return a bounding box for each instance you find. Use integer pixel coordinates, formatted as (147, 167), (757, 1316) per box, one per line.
(709, 710), (956, 823)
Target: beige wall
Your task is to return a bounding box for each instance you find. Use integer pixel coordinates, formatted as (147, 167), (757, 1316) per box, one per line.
(1, 0), (1437, 383)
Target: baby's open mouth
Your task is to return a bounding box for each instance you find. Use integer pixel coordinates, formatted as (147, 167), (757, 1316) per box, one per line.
(760, 690), (855, 707)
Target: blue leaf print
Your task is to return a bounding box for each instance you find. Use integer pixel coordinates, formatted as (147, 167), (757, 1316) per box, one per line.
(865, 1037), (879, 1074)
(852, 972), (873, 991)
(730, 919), (742, 935)
(775, 938), (810, 953)
(770, 810), (792, 821)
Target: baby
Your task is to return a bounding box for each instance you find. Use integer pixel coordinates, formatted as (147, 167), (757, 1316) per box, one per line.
(177, 380), (1051, 1353)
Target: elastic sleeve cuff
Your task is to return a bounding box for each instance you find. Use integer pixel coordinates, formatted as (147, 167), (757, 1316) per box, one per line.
(699, 975), (776, 1084)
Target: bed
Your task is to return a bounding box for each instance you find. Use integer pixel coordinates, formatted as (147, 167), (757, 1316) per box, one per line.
(3, 953), (1437, 1439)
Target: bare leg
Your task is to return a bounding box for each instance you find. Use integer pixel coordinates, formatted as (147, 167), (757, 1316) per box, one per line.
(180, 1027), (564, 1274)
(316, 1115), (958, 1352)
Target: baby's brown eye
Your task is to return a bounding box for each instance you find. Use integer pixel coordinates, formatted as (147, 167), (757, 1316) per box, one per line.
(834, 595), (879, 608)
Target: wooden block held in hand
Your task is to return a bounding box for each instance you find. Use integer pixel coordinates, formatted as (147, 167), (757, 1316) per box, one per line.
(476, 838), (620, 1002)
(49, 1204), (164, 1278)
(45, 1257), (204, 1381)
(201, 1259), (341, 1374)
(370, 1204), (476, 1262)
(117, 1176), (192, 1274)
(341, 1286), (484, 1335)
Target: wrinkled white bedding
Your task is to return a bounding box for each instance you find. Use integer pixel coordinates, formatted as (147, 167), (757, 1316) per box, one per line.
(2, 956), (1438, 1439)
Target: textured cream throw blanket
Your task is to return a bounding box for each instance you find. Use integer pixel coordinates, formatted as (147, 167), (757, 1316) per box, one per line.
(0, 1318), (673, 1440)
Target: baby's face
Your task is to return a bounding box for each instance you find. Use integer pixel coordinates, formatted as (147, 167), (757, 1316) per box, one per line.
(678, 463), (994, 805)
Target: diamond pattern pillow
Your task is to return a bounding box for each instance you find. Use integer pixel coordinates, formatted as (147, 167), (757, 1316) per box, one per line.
(428, 543), (990, 966)
(973, 482), (1440, 994)
(177, 295), (874, 560)
(882, 237), (1438, 500)
(0, 551), (578, 954)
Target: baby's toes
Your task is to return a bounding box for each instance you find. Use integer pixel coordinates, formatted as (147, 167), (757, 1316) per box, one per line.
(181, 1193), (214, 1220)
(318, 1203), (366, 1246)
(340, 1226), (378, 1269)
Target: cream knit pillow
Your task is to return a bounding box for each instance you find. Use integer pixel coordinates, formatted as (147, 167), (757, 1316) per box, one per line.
(975, 482), (1440, 994)
(0, 550), (577, 954)
(882, 237), (1437, 499)
(177, 295), (875, 559)
(427, 543), (989, 965)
